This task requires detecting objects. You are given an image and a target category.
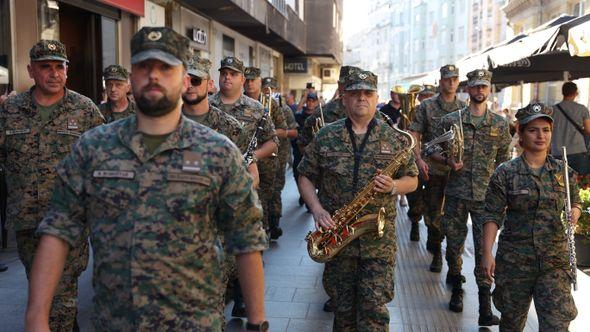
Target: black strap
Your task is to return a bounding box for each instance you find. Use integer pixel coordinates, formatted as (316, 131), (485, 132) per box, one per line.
(556, 104), (586, 137)
(345, 118), (377, 191)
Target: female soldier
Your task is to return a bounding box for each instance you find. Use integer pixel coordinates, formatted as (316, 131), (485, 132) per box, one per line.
(481, 103), (580, 331)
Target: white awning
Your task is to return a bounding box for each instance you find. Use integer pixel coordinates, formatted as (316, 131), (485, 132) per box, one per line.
(568, 20), (590, 57)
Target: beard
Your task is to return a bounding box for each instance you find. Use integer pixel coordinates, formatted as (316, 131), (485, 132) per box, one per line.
(182, 92), (207, 106)
(469, 93), (487, 105)
(134, 83), (180, 117)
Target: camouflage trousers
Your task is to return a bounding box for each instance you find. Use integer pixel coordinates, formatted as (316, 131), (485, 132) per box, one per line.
(268, 153), (289, 221)
(323, 255), (395, 331)
(258, 157), (278, 230)
(440, 196), (490, 288)
(493, 263), (577, 331)
(422, 174), (447, 246)
(406, 181), (424, 224)
(16, 229), (89, 332)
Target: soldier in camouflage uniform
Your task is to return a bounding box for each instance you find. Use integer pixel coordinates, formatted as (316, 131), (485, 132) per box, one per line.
(0, 40), (104, 331)
(434, 69), (511, 326)
(209, 57), (277, 319)
(99, 64), (137, 123)
(300, 65), (360, 148)
(25, 27), (269, 332)
(482, 103), (579, 332)
(298, 70), (418, 331)
(263, 77), (298, 239)
(243, 67), (288, 240)
(408, 65), (467, 272)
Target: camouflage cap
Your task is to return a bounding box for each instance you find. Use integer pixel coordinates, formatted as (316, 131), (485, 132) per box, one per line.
(344, 70), (378, 91)
(187, 56), (211, 78)
(244, 67), (261, 79)
(467, 69), (492, 87)
(29, 40), (68, 63)
(440, 64), (459, 79)
(219, 56), (244, 73)
(262, 77), (278, 89)
(420, 84), (437, 95)
(103, 65), (129, 81)
(338, 65), (361, 83)
(515, 102), (553, 125)
(131, 27), (191, 67)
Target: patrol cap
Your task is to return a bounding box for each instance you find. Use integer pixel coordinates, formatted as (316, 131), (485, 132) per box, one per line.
(187, 56), (211, 78)
(29, 40), (69, 63)
(131, 27), (191, 67)
(262, 77), (278, 89)
(103, 65), (129, 81)
(515, 103), (553, 125)
(345, 70), (378, 91)
(440, 64), (459, 79)
(244, 67), (261, 79)
(219, 56), (244, 73)
(338, 65), (361, 84)
(420, 84), (437, 95)
(307, 92), (318, 100)
(467, 69), (492, 87)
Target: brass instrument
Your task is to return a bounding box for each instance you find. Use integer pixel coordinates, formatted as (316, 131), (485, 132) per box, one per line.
(453, 110), (464, 163)
(422, 124), (463, 164)
(397, 84), (423, 130)
(305, 127), (415, 263)
(312, 102), (325, 135)
(244, 88), (275, 164)
(562, 147), (578, 291)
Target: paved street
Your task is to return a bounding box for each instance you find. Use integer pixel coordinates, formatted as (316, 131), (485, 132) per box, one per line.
(1, 169), (590, 331)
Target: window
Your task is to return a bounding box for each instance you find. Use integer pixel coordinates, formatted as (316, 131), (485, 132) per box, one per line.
(38, 0), (60, 40)
(222, 35), (235, 57)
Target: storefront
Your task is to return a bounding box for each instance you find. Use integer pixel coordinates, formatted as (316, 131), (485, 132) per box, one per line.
(177, 6), (210, 57)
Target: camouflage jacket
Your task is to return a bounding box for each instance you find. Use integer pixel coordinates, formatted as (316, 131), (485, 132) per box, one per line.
(209, 92), (279, 151)
(37, 114), (267, 331)
(300, 99), (347, 147)
(483, 155), (579, 270)
(0, 87), (104, 231)
(98, 98), (137, 123)
(409, 94), (467, 176)
(278, 104), (298, 162)
(182, 104), (246, 151)
(438, 108), (511, 201)
(298, 118), (418, 259)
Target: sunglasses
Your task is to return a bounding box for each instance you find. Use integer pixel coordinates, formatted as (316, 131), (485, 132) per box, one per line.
(190, 77), (203, 86)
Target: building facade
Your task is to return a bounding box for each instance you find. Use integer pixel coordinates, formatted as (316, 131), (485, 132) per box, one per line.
(0, 0), (342, 103)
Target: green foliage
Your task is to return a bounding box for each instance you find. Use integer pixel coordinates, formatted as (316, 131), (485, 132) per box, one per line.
(577, 188), (590, 238)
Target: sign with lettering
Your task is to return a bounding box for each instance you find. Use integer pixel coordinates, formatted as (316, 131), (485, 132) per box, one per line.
(190, 28), (208, 45)
(283, 58), (308, 73)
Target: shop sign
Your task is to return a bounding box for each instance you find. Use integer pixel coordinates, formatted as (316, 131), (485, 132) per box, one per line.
(190, 28), (208, 45)
(284, 58), (308, 73)
(100, 0), (144, 16)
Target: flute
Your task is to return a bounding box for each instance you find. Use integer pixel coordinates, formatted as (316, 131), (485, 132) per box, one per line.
(562, 147), (578, 291)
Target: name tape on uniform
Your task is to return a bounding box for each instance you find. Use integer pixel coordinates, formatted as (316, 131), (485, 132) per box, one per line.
(93, 170), (135, 179)
(6, 128), (31, 136)
(168, 173), (211, 186)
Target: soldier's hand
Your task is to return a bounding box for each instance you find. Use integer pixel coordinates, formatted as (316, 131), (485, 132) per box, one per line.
(374, 169), (395, 193)
(312, 207), (335, 230)
(416, 158), (430, 181)
(569, 207), (581, 226)
(448, 159), (463, 171)
(247, 164), (260, 189)
(482, 252), (496, 283)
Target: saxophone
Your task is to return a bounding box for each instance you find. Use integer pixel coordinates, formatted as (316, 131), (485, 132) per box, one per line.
(305, 126), (415, 263)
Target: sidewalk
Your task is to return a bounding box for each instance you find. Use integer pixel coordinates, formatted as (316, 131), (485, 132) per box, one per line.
(1, 170), (589, 331)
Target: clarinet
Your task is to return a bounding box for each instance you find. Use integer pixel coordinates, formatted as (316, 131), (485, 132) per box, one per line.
(243, 112), (268, 166)
(562, 147), (578, 291)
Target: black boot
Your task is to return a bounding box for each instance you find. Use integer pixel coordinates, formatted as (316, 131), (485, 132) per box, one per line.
(446, 271), (466, 284)
(429, 248), (442, 273)
(478, 286), (500, 326)
(269, 217), (283, 240)
(410, 222), (420, 241)
(449, 276), (464, 312)
(323, 299), (333, 312)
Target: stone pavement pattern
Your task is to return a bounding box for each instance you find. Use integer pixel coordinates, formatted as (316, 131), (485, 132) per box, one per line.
(1, 169), (590, 331)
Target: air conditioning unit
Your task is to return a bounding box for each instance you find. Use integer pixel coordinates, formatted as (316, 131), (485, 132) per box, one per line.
(322, 68), (337, 79)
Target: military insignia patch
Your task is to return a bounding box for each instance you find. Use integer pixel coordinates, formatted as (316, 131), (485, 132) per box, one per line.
(147, 31), (162, 41)
(182, 151), (201, 173)
(478, 71), (484, 77)
(67, 118), (79, 130)
(555, 173), (565, 187)
(47, 43), (56, 51)
(532, 104), (542, 113)
(358, 73), (367, 80)
(227, 58), (233, 64)
(490, 127), (499, 137)
(380, 142), (393, 154)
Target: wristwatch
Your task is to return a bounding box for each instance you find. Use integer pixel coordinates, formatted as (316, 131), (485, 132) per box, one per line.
(246, 321), (270, 331)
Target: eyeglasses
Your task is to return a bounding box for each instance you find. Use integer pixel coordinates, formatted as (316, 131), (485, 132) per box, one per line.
(190, 77), (203, 86)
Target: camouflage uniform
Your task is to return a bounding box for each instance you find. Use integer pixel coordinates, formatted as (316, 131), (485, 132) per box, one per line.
(37, 113), (267, 331)
(183, 106), (245, 151)
(298, 71), (418, 331)
(409, 81), (467, 249)
(0, 40), (105, 331)
(484, 155), (578, 331)
(100, 64), (136, 123)
(301, 98), (347, 148)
